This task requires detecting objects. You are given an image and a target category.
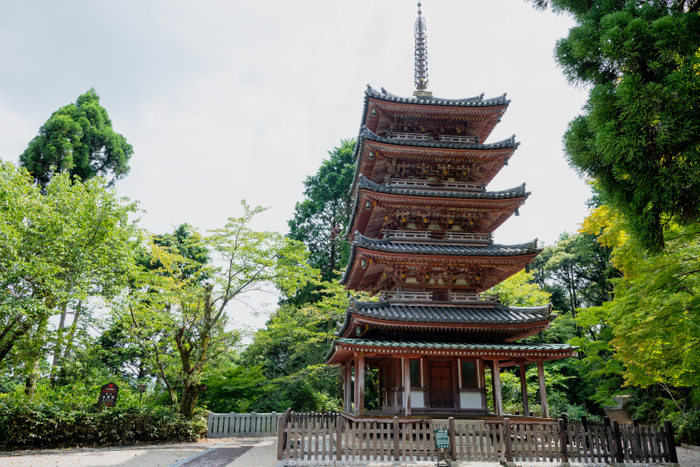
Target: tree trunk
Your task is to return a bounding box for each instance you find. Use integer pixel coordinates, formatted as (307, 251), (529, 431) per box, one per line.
(180, 379), (199, 418)
(61, 300), (82, 362)
(50, 302), (68, 385)
(24, 316), (48, 397)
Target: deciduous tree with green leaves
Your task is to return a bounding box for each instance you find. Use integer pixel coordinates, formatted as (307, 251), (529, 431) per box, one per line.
(122, 202), (318, 418)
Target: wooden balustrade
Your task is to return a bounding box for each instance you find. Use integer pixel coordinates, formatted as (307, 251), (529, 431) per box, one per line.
(449, 292), (499, 304)
(439, 134), (476, 143)
(385, 178), (483, 191)
(380, 291), (433, 302)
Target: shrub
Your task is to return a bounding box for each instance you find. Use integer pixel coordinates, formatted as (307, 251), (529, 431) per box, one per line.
(0, 401), (207, 451)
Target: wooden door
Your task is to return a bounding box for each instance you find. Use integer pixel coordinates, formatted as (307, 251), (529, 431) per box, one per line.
(428, 360), (454, 408)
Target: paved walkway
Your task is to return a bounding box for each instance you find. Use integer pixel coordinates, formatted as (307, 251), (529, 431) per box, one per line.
(2, 439), (698, 466)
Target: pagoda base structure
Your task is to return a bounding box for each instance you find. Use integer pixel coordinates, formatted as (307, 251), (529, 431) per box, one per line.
(326, 338), (577, 420)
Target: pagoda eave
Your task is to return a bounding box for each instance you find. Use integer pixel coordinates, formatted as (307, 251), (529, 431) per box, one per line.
(325, 339), (577, 366)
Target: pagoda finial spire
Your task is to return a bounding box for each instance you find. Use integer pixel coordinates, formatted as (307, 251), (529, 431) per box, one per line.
(413, 2), (431, 97)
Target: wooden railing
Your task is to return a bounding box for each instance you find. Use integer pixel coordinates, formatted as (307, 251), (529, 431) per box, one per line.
(444, 232), (492, 243)
(379, 291), (433, 302)
(385, 178), (483, 191)
(439, 134), (476, 143)
(208, 411), (280, 438)
(449, 293), (499, 304)
(276, 414), (680, 464)
(382, 230), (431, 240)
(391, 131), (429, 141)
(382, 230), (492, 244)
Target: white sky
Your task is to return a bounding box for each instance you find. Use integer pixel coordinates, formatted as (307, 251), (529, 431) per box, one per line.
(0, 1), (591, 332)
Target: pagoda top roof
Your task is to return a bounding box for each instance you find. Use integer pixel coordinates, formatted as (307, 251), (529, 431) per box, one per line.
(340, 234), (540, 285)
(335, 300), (555, 337)
(366, 85), (510, 108)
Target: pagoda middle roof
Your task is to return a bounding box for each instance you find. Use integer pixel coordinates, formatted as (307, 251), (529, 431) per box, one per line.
(355, 127), (519, 158)
(355, 175), (528, 200)
(336, 301), (556, 337)
(340, 234), (540, 285)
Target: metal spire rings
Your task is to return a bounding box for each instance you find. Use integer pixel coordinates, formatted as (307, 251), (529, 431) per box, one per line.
(414, 2), (429, 92)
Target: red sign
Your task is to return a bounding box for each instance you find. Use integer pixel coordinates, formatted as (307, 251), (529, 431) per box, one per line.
(98, 382), (120, 407)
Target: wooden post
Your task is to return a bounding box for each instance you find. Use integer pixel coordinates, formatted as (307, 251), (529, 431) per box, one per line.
(519, 362), (529, 417)
(664, 420), (679, 465)
(448, 417), (457, 461)
(492, 359), (503, 417)
(613, 420), (624, 464)
(336, 415), (342, 461)
(403, 357), (411, 416)
(358, 354), (365, 416)
(277, 408), (290, 460)
(603, 416), (611, 461)
(344, 361), (352, 412)
(503, 418), (513, 462)
(558, 418), (569, 463)
(536, 360), (549, 418)
(581, 415), (589, 450)
(393, 416), (400, 461)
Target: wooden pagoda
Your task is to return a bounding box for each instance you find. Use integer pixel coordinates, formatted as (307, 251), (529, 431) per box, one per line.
(324, 3), (576, 421)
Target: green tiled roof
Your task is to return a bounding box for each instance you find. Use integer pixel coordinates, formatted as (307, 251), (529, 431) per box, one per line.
(335, 338), (575, 351)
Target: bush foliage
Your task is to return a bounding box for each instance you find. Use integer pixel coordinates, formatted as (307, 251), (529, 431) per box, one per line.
(0, 401), (206, 451)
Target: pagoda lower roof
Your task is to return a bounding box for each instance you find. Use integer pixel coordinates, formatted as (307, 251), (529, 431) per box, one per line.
(356, 175), (527, 200)
(349, 128), (519, 195)
(325, 338), (577, 365)
(361, 86), (510, 148)
(336, 301), (556, 339)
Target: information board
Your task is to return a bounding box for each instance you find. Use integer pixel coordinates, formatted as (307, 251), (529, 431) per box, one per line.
(434, 429), (450, 449)
(98, 382), (119, 407)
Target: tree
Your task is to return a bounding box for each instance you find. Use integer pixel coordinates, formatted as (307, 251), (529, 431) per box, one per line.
(490, 270), (551, 307)
(0, 162), (141, 393)
(287, 139), (356, 286)
(20, 88), (133, 187)
(123, 202), (318, 418)
(530, 0), (700, 251)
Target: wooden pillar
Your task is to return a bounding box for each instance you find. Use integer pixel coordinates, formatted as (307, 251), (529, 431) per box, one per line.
(354, 353), (365, 415)
(537, 360), (549, 418)
(344, 361), (352, 412)
(492, 359), (503, 417)
(519, 362), (529, 417)
(378, 362), (383, 411)
(403, 357), (411, 416)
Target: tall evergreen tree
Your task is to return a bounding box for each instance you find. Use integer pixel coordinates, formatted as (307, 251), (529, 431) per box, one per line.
(20, 88), (133, 187)
(530, 0), (700, 250)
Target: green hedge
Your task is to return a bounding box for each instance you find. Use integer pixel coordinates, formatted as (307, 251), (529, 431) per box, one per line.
(0, 403), (207, 451)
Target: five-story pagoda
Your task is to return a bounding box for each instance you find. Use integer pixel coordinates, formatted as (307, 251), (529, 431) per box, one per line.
(325, 3), (577, 421)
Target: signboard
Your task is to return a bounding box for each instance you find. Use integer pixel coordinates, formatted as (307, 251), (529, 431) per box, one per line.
(98, 382), (119, 407)
(434, 429), (450, 449)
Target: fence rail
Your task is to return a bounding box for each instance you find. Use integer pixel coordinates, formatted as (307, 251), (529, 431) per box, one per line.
(208, 411), (280, 438)
(276, 412), (680, 464)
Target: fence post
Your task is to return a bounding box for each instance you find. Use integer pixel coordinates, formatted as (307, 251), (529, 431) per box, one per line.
(277, 409), (288, 460)
(603, 416), (611, 462)
(613, 420), (624, 465)
(503, 418), (513, 464)
(581, 415), (589, 451)
(664, 421), (679, 466)
(558, 419), (569, 464)
(207, 412), (214, 437)
(336, 415), (342, 461)
(448, 417), (456, 461)
(393, 417), (400, 461)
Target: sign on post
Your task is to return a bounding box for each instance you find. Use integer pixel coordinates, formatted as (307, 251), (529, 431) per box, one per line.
(98, 382), (119, 407)
(434, 429), (451, 466)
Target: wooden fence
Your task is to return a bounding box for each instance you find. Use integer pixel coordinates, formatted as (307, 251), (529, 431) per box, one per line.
(276, 411), (680, 464)
(207, 411), (280, 438)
